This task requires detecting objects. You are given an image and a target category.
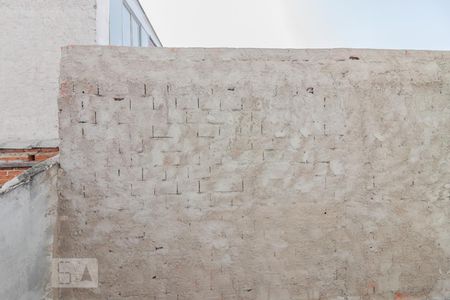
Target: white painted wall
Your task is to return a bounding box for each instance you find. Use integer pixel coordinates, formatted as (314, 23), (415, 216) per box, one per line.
(0, 0), (97, 144)
(0, 0), (160, 144)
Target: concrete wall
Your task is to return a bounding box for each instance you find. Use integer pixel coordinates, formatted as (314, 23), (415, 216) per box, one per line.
(0, 157), (59, 300)
(0, 0), (96, 144)
(57, 46), (450, 299)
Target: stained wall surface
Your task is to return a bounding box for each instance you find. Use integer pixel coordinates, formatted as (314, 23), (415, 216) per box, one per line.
(57, 46), (450, 299)
(0, 0), (96, 143)
(0, 158), (59, 300)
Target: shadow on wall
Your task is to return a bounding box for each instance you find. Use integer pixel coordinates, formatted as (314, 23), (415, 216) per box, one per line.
(0, 156), (59, 300)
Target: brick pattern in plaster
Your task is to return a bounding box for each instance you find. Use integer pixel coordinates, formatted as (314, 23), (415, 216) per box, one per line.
(57, 47), (450, 300)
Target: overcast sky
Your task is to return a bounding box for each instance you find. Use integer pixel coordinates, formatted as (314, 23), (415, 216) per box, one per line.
(142, 0), (450, 50)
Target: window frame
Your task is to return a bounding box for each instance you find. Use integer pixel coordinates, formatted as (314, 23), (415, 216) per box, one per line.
(122, 1), (152, 47)
(121, 3), (132, 46)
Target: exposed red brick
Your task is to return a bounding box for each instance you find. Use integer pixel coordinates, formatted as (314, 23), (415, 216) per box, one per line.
(0, 169), (25, 185)
(0, 147), (59, 154)
(0, 156), (29, 161)
(0, 147), (59, 187)
(7, 170), (24, 176)
(35, 153), (58, 161)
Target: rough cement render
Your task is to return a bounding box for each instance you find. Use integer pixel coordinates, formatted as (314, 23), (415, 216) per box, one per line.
(57, 46), (450, 299)
(0, 0), (96, 143)
(0, 157), (59, 300)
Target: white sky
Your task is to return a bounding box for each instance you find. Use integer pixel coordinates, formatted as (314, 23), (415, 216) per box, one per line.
(142, 0), (450, 50)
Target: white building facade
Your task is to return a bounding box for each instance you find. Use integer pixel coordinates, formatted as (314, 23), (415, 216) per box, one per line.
(0, 0), (161, 145)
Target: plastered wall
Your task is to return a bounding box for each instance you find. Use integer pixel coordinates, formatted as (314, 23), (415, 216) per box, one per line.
(57, 46), (450, 299)
(0, 0), (96, 144)
(0, 158), (58, 300)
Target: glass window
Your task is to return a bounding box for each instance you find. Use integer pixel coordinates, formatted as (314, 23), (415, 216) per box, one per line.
(113, 1), (154, 47)
(122, 4), (131, 46)
(141, 30), (149, 47)
(109, 0), (123, 46)
(131, 17), (140, 47)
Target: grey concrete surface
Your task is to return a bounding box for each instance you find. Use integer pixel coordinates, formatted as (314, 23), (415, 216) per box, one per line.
(57, 46), (450, 299)
(0, 157), (59, 300)
(0, 0), (96, 143)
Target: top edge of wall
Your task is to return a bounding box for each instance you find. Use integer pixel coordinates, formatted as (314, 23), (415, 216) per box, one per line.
(61, 45), (450, 60)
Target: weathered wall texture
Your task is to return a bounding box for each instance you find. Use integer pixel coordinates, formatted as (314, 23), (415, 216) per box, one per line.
(0, 157), (59, 300)
(0, 0), (96, 143)
(57, 46), (450, 299)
